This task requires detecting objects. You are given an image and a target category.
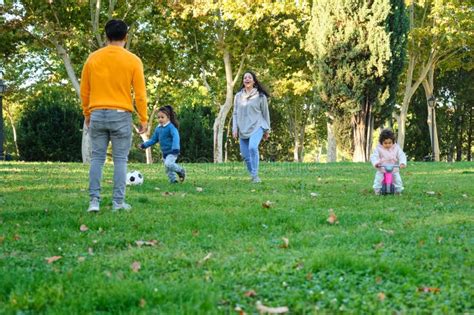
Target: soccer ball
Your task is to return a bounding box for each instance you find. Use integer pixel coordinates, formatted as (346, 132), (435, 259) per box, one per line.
(126, 170), (144, 185)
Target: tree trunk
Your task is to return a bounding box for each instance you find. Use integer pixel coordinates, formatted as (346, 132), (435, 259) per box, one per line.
(4, 105), (19, 157)
(456, 104), (463, 161)
(422, 65), (440, 162)
(352, 99), (372, 162)
(326, 112), (337, 162)
(213, 44), (246, 163)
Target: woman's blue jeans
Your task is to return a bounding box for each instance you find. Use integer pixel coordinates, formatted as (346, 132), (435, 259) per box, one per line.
(239, 128), (264, 177)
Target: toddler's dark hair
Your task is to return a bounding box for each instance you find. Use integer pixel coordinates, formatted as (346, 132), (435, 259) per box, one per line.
(379, 129), (396, 144)
(159, 105), (179, 129)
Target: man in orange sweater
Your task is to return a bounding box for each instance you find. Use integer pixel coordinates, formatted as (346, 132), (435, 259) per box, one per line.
(80, 19), (148, 212)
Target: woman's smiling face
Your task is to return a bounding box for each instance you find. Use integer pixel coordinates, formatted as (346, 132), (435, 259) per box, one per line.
(243, 72), (255, 89)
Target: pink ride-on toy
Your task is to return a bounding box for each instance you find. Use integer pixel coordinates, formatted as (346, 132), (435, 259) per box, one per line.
(380, 164), (399, 195)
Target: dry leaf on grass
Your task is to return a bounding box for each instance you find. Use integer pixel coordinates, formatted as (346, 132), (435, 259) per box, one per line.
(80, 224), (89, 232)
(327, 209), (338, 225)
(161, 192), (174, 196)
(280, 237), (289, 249)
(198, 253), (212, 265)
(418, 287), (440, 293)
(426, 191), (436, 195)
(46, 256), (62, 264)
(196, 187), (204, 192)
(88, 247), (94, 255)
(378, 228), (394, 235)
(244, 290), (257, 297)
(139, 298), (146, 308)
(262, 200), (273, 208)
(131, 261), (141, 272)
(373, 242), (384, 250)
(135, 240), (159, 247)
(235, 306), (247, 315)
(377, 292), (386, 301)
(310, 192), (318, 197)
(256, 301), (289, 314)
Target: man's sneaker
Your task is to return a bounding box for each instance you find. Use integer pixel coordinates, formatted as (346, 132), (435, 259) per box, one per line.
(177, 169), (186, 182)
(251, 176), (262, 183)
(87, 198), (100, 212)
(112, 201), (132, 211)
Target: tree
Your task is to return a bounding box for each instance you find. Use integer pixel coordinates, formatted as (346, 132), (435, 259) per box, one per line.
(306, 0), (408, 161)
(396, 0), (474, 161)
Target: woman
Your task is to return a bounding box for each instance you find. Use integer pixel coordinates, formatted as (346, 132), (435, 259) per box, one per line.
(232, 71), (271, 183)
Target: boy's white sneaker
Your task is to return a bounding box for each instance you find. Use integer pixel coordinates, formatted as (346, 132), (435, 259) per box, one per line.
(87, 198), (100, 212)
(112, 201), (132, 212)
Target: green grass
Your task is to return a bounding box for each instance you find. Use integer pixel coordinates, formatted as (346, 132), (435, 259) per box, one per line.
(0, 161), (473, 314)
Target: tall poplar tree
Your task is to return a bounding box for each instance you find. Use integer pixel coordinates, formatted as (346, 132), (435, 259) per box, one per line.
(306, 0), (408, 161)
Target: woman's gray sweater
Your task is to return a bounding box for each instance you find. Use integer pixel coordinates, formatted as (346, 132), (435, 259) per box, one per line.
(232, 90), (271, 139)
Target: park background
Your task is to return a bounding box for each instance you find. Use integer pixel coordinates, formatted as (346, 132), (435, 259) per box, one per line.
(0, 0), (472, 164)
(0, 1), (473, 314)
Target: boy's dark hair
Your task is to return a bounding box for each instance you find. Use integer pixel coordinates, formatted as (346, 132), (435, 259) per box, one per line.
(105, 20), (128, 41)
(379, 129), (396, 144)
(159, 105), (179, 129)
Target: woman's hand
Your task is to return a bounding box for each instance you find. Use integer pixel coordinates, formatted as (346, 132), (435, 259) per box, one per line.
(263, 132), (270, 140)
(400, 164), (406, 169)
(233, 131), (238, 139)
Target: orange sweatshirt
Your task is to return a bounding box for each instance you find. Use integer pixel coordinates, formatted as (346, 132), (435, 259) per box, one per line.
(80, 45), (148, 123)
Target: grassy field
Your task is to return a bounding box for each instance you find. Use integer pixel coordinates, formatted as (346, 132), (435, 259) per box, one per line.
(0, 161), (473, 314)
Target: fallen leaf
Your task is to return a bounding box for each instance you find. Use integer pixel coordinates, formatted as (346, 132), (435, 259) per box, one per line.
(139, 298), (146, 308)
(255, 301), (289, 314)
(426, 191), (436, 195)
(250, 189), (256, 192)
(327, 209), (338, 225)
(88, 247), (94, 255)
(417, 287), (441, 293)
(161, 191), (174, 196)
(192, 230), (200, 237)
(0, 236), (4, 244)
(310, 192), (318, 197)
(244, 290), (257, 297)
(198, 252), (212, 265)
(262, 200), (273, 208)
(196, 187), (203, 192)
(280, 237), (289, 249)
(78, 256), (86, 262)
(80, 224), (89, 232)
(46, 256), (62, 264)
(462, 194), (467, 198)
(418, 240), (425, 247)
(306, 272), (313, 281)
(378, 228), (394, 235)
(154, 187), (161, 191)
(131, 261), (141, 272)
(437, 236), (443, 243)
(375, 276), (382, 284)
(135, 240), (158, 247)
(235, 306), (247, 315)
(377, 292), (386, 301)
(373, 242), (384, 250)
(13, 234), (21, 241)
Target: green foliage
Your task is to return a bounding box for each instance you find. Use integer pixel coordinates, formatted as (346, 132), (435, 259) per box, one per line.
(17, 88), (83, 162)
(179, 105), (215, 162)
(0, 162), (472, 313)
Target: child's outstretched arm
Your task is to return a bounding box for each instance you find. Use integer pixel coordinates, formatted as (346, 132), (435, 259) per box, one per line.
(397, 145), (407, 168)
(370, 147), (381, 168)
(140, 127), (160, 150)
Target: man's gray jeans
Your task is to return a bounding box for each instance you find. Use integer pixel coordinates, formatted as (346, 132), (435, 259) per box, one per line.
(89, 109), (132, 203)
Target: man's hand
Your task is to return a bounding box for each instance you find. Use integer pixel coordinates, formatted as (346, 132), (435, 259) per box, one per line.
(138, 122), (148, 134)
(85, 117), (90, 128)
(263, 132), (270, 141)
(400, 164), (406, 169)
(232, 131), (238, 139)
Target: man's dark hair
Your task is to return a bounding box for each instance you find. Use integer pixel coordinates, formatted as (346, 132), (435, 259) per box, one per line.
(105, 20), (128, 41)
(379, 129), (396, 144)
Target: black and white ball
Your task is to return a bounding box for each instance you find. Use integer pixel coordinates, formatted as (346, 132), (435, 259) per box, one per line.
(126, 170), (144, 185)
